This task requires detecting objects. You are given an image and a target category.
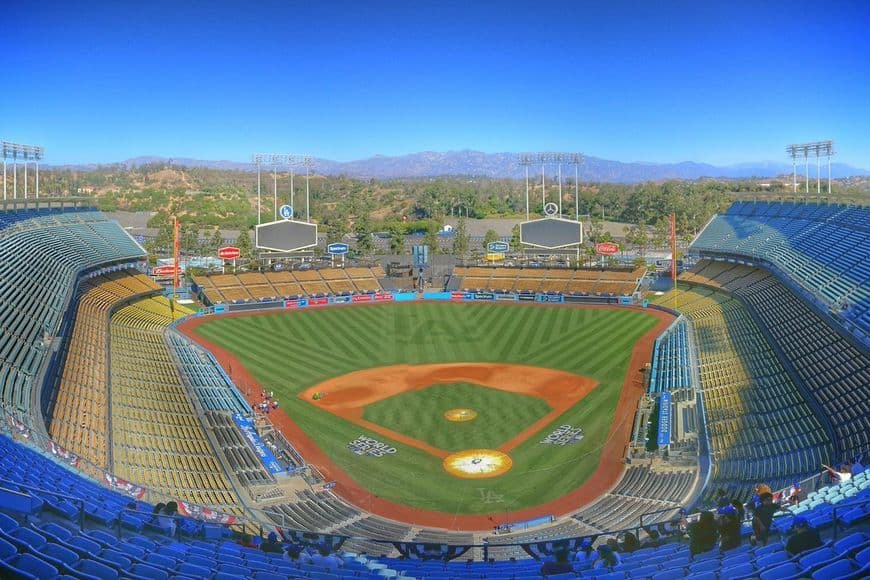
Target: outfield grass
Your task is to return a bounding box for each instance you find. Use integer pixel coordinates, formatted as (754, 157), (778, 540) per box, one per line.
(193, 302), (659, 515)
(362, 382), (552, 452)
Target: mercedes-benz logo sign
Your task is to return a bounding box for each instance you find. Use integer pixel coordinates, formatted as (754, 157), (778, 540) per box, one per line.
(544, 202), (559, 217)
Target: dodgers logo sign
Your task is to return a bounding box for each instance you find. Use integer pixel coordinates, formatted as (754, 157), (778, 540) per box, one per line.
(487, 241), (509, 253)
(327, 242), (349, 255)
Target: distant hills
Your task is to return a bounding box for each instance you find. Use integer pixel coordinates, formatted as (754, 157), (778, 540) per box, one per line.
(53, 150), (869, 183)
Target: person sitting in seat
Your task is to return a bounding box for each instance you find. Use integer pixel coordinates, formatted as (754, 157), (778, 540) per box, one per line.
(785, 517), (822, 556)
(158, 501), (178, 537)
(310, 544), (343, 569)
(593, 545), (622, 570)
(261, 531), (284, 553)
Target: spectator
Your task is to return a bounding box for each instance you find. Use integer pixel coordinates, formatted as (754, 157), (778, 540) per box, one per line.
(785, 517), (823, 556)
(716, 489), (731, 509)
(158, 501), (178, 537)
(751, 492), (781, 546)
(573, 538), (597, 568)
(689, 511), (718, 555)
(593, 545), (621, 570)
(237, 533), (258, 548)
(261, 531), (283, 554)
(540, 547), (573, 576)
(822, 463), (853, 483)
(621, 532), (640, 553)
(310, 544), (343, 570)
(285, 544), (312, 565)
(606, 537), (621, 553)
(717, 504), (741, 551)
(784, 481), (803, 506)
(731, 499), (746, 522)
(641, 530), (661, 549)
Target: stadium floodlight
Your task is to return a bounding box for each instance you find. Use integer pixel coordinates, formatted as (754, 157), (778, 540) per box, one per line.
(2, 141), (45, 201)
(516, 152), (584, 221)
(251, 152), (314, 224)
(786, 141), (834, 197)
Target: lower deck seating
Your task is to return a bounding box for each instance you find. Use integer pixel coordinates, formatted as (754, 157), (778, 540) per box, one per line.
(49, 271), (160, 469)
(689, 262), (870, 460)
(109, 297), (241, 509)
(656, 285), (835, 501)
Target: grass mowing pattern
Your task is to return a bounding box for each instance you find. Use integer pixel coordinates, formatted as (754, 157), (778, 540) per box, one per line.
(193, 302), (659, 515)
(362, 382), (552, 452)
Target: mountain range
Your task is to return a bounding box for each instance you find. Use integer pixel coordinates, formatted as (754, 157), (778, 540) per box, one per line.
(53, 150), (869, 183)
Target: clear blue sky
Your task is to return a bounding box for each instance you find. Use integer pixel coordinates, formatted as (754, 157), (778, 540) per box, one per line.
(3, 0), (868, 166)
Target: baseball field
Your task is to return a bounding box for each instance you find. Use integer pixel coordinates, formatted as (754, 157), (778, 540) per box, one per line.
(182, 302), (669, 527)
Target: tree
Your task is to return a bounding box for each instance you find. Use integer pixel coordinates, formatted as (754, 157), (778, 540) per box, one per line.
(235, 228), (253, 260)
(209, 229), (224, 253)
(510, 224), (521, 251)
(482, 229), (500, 251)
(388, 223), (405, 254)
(424, 220), (441, 255)
(452, 217), (469, 257)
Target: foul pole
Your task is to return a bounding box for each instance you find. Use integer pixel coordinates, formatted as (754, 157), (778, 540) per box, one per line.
(670, 213), (677, 310)
(173, 216), (181, 304)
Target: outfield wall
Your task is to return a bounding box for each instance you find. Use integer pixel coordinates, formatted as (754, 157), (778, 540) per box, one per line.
(193, 289), (645, 318)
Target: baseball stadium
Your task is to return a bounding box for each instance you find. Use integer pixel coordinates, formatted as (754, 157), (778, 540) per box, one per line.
(0, 186), (868, 579)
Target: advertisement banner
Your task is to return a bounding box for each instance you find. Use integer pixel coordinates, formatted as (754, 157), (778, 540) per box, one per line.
(309, 297), (328, 306)
(213, 305), (226, 314)
(284, 300), (298, 309)
(329, 296), (352, 305)
(657, 391), (671, 446)
(422, 292), (451, 300)
(450, 292), (466, 301)
(392, 292), (417, 302)
(176, 501), (237, 525)
(374, 293), (394, 302)
(104, 473), (146, 499)
(47, 441), (80, 467)
(494, 293), (518, 301)
(352, 294), (373, 303)
(473, 292), (494, 301)
(232, 414), (284, 474)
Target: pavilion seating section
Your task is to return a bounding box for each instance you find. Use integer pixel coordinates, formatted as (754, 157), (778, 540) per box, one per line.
(686, 262), (870, 460)
(0, 209), (145, 421)
(648, 318), (693, 393)
(166, 333), (250, 415)
(201, 411), (275, 488)
(48, 271), (160, 469)
(192, 267), (384, 305)
(655, 286), (834, 501)
(692, 201), (870, 342)
(109, 296), (240, 508)
(452, 266), (645, 295)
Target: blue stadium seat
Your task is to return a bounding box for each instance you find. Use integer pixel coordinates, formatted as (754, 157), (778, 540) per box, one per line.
(65, 558), (120, 579)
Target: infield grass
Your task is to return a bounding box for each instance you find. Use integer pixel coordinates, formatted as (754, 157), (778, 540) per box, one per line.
(363, 382), (552, 452)
(192, 302), (660, 515)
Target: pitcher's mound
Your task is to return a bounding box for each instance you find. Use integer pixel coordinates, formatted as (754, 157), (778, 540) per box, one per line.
(444, 408), (477, 422)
